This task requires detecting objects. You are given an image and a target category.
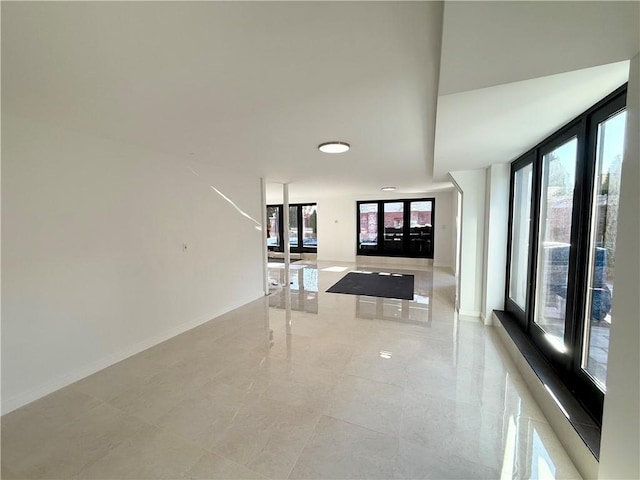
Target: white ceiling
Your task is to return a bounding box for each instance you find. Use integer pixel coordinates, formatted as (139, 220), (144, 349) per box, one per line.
(2, 1), (639, 202)
(2, 1), (446, 202)
(439, 1), (639, 95)
(433, 61), (630, 180)
(433, 0), (639, 180)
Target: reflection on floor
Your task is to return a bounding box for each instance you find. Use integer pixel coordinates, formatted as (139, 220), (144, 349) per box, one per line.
(1, 261), (582, 479)
(355, 267), (433, 326)
(269, 262), (318, 314)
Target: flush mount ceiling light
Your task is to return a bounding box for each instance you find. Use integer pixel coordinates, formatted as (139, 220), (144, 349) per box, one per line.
(318, 141), (350, 153)
(381, 186), (397, 191)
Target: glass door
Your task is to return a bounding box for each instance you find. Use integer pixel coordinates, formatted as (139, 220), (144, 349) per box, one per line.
(266, 205), (281, 251)
(356, 198), (435, 258)
(383, 202), (404, 252)
(358, 203), (378, 252)
(288, 205), (299, 250)
(267, 203), (317, 254)
(408, 200), (433, 257)
(301, 204), (317, 249)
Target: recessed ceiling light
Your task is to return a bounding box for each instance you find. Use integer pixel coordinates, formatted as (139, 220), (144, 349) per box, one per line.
(318, 141), (350, 153)
(381, 186), (397, 191)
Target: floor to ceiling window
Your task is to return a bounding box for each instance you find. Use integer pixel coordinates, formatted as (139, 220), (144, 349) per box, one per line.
(267, 203), (317, 253)
(357, 198), (435, 258)
(505, 85), (627, 424)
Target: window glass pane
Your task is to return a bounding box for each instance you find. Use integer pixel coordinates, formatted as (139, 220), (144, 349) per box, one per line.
(289, 206), (298, 247)
(409, 201), (433, 257)
(383, 202), (404, 251)
(509, 163), (533, 309)
(301, 205), (318, 248)
(359, 203), (378, 250)
(534, 137), (578, 348)
(582, 110), (626, 390)
(266, 206), (280, 247)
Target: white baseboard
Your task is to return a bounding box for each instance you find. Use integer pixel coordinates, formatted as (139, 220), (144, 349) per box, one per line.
(458, 309), (481, 317)
(433, 264), (456, 275)
(316, 257), (355, 264)
(356, 256), (433, 268)
(1, 292), (264, 415)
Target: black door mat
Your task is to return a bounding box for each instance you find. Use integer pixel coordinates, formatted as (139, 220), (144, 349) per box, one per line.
(326, 271), (415, 300)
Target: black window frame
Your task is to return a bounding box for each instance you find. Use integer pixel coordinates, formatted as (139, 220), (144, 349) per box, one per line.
(504, 84), (628, 425)
(356, 198), (436, 259)
(266, 203), (317, 254)
(505, 152), (535, 330)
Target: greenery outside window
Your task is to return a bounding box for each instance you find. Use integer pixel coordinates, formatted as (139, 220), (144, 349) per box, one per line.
(267, 203), (317, 253)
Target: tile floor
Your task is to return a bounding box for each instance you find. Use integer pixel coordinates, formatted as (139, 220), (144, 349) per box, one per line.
(1, 261), (582, 479)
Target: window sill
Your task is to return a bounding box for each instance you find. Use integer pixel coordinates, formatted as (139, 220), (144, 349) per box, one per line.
(493, 310), (600, 479)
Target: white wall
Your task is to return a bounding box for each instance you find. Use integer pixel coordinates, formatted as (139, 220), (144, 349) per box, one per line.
(452, 188), (461, 277)
(316, 190), (455, 268)
(599, 53), (640, 480)
(1, 114), (265, 414)
(449, 169), (486, 317)
(317, 197), (357, 263)
(432, 191), (454, 269)
(481, 164), (510, 324)
(451, 188), (462, 311)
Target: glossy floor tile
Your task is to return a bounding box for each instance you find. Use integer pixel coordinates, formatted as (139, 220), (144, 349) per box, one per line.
(1, 261), (582, 479)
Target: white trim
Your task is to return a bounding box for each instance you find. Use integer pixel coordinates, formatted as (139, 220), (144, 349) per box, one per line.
(1, 292), (264, 415)
(260, 177), (269, 296)
(434, 263), (455, 275)
(458, 309), (481, 317)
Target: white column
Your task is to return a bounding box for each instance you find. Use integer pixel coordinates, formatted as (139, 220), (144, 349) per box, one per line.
(282, 183), (293, 346)
(448, 169), (486, 317)
(481, 163), (510, 324)
(260, 177), (269, 296)
(282, 183), (290, 286)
